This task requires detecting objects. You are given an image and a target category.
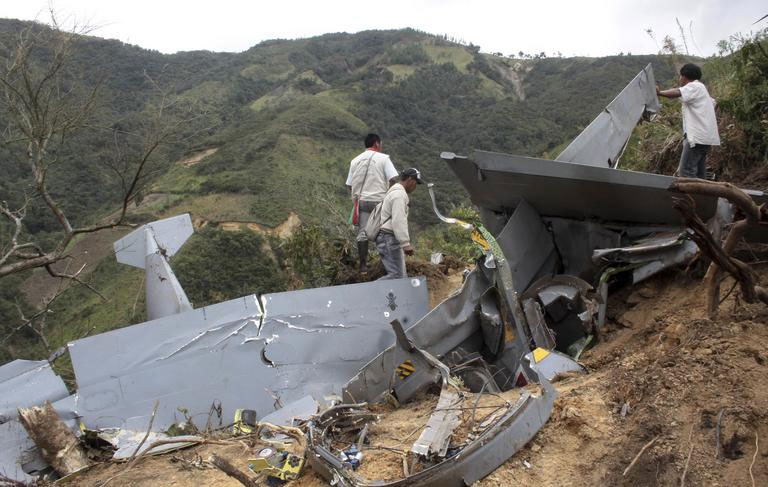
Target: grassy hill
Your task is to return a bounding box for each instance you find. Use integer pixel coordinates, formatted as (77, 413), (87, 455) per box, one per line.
(0, 20), (687, 364)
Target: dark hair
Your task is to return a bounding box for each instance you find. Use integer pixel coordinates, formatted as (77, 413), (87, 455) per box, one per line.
(680, 63), (702, 81)
(364, 133), (380, 148)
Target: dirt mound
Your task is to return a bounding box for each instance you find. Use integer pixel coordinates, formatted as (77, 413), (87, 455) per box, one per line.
(480, 270), (768, 487)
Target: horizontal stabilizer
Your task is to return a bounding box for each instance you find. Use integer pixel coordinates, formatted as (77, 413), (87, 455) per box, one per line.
(114, 214), (194, 269)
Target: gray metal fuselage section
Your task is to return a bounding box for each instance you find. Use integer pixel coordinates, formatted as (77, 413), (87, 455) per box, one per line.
(67, 214), (431, 433)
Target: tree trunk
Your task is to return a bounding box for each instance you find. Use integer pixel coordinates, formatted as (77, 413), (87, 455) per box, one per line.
(209, 454), (260, 487)
(17, 401), (90, 476)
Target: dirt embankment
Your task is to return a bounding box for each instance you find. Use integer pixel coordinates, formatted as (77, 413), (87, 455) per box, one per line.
(481, 270), (768, 487)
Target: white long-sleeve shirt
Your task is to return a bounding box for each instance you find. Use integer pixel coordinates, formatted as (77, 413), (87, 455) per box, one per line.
(380, 183), (410, 248)
(680, 80), (720, 147)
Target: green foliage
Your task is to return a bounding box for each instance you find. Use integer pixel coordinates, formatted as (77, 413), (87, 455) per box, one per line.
(173, 227), (287, 307)
(717, 30), (768, 162)
(387, 44), (429, 65)
(414, 204), (483, 263)
(283, 223), (349, 288)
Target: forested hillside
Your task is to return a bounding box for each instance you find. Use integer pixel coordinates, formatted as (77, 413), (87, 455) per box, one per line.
(0, 19), (686, 364)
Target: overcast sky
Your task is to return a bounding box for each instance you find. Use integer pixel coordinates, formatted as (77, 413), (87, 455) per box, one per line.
(2, 1), (765, 57)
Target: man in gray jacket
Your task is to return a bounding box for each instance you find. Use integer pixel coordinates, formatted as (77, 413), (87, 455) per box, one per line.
(376, 168), (423, 280)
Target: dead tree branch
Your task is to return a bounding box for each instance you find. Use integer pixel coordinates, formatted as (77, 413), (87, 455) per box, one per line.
(209, 454), (260, 487)
(671, 178), (768, 317)
(0, 20), (208, 282)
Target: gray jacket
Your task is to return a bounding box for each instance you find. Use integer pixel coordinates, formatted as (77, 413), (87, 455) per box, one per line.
(380, 183), (410, 248)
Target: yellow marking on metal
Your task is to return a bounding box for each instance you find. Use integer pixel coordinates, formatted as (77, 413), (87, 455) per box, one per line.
(532, 348), (550, 363)
(396, 360), (415, 379)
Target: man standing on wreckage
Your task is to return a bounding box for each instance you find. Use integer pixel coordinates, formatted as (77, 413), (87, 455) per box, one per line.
(376, 168), (423, 280)
(657, 63), (720, 178)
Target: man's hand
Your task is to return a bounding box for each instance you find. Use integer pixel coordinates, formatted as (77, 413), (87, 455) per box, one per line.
(403, 245), (414, 256)
(656, 83), (661, 95)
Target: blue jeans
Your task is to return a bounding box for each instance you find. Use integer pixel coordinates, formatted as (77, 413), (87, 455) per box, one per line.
(375, 231), (407, 280)
(678, 137), (709, 178)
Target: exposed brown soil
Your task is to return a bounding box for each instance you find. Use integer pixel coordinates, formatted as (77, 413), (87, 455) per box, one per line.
(177, 148), (219, 167)
(20, 227), (128, 308)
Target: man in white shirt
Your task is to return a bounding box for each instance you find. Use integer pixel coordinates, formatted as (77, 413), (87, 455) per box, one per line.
(657, 63), (720, 179)
(346, 133), (399, 273)
(376, 168), (423, 280)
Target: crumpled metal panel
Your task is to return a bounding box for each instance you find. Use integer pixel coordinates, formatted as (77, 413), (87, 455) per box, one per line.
(0, 360), (69, 423)
(442, 150), (720, 225)
(593, 231), (699, 283)
(311, 362), (557, 487)
(0, 420), (37, 482)
(344, 269), (492, 403)
(556, 64), (660, 167)
(0, 395), (78, 483)
(495, 199), (558, 291)
(71, 278), (428, 433)
(68, 294), (263, 388)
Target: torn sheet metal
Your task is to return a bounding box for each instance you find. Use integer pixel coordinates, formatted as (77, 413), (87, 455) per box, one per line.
(521, 275), (600, 354)
(114, 213), (194, 320)
(260, 395), (318, 427)
(68, 294), (263, 388)
(593, 231), (699, 284)
(0, 420), (38, 482)
(0, 395), (78, 483)
(442, 150), (720, 226)
(519, 348), (585, 382)
(556, 63), (660, 167)
(111, 415), (201, 459)
(344, 269), (492, 404)
(522, 299), (556, 350)
(310, 360), (557, 487)
(495, 199), (558, 291)
(411, 384), (461, 457)
(72, 278), (428, 433)
(0, 360), (69, 423)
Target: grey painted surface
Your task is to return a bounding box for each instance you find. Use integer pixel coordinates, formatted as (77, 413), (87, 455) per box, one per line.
(556, 64), (660, 167)
(496, 200), (558, 291)
(113, 214), (194, 269)
(0, 361), (69, 423)
(113, 214), (194, 320)
(0, 420), (36, 482)
(71, 277), (429, 432)
(344, 269), (492, 403)
(68, 294), (263, 388)
(443, 150), (720, 225)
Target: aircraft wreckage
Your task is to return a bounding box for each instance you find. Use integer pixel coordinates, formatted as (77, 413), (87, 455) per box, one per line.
(3, 63), (768, 485)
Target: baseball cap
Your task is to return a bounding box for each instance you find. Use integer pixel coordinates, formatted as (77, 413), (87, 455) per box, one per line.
(401, 167), (424, 184)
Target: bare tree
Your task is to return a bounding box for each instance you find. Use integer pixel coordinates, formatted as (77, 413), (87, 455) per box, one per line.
(671, 178), (768, 318)
(0, 18), (202, 280)
(0, 17), (209, 352)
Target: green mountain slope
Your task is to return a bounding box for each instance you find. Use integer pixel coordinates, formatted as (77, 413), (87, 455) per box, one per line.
(0, 20), (685, 364)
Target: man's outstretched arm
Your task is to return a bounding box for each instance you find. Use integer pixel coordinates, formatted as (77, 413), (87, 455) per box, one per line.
(656, 85), (681, 98)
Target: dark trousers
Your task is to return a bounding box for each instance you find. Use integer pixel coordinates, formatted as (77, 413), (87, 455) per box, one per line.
(355, 200), (379, 242)
(678, 137), (710, 179)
